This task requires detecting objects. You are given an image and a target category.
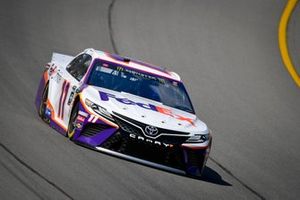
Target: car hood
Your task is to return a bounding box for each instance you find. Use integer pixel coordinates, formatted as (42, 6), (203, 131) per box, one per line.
(81, 86), (209, 134)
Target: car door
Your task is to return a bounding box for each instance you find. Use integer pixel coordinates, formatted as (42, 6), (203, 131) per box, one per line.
(49, 53), (92, 129)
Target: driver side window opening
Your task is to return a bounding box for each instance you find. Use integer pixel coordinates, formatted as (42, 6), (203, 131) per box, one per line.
(67, 54), (92, 81)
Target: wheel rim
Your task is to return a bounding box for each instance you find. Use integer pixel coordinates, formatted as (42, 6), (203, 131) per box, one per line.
(68, 104), (78, 138)
(39, 85), (50, 123)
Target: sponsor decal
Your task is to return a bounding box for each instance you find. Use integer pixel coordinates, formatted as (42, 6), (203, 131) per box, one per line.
(144, 126), (159, 136)
(67, 86), (77, 105)
(45, 108), (51, 117)
(76, 115), (85, 122)
(49, 65), (57, 76)
(78, 110), (88, 117)
(99, 91), (195, 126)
(53, 73), (62, 83)
(129, 133), (172, 148)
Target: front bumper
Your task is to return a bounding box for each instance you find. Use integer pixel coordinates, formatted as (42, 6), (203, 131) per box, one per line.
(73, 100), (211, 177)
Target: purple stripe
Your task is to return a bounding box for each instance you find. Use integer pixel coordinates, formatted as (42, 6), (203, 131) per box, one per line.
(58, 80), (66, 118)
(61, 82), (70, 119)
(107, 52), (168, 73)
(88, 58), (180, 83)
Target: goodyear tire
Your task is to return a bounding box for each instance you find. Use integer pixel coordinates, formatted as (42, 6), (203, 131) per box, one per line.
(39, 83), (50, 124)
(67, 102), (79, 140)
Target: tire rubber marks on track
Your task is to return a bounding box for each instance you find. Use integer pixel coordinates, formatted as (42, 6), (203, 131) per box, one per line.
(0, 143), (74, 200)
(279, 0), (300, 87)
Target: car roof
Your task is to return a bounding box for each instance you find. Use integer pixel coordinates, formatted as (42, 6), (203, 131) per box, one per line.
(84, 48), (181, 81)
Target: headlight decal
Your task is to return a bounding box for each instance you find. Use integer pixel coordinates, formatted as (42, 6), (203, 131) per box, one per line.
(185, 134), (209, 143)
(85, 98), (114, 121)
(79, 94), (119, 129)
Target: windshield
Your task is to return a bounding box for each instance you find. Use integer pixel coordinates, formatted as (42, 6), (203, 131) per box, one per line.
(87, 59), (195, 113)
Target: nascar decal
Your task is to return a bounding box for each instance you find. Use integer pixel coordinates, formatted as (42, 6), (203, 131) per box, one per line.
(88, 114), (98, 123)
(76, 115), (85, 122)
(99, 91), (195, 125)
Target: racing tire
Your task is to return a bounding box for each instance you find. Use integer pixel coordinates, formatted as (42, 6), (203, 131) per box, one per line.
(67, 102), (79, 140)
(39, 83), (50, 124)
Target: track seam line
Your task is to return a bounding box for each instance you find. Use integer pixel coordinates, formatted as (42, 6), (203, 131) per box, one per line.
(0, 143), (74, 200)
(107, 1), (265, 199)
(108, 0), (119, 55)
(209, 157), (265, 200)
(1, 160), (45, 200)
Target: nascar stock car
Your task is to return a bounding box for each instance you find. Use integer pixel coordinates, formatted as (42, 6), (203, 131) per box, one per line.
(35, 48), (212, 176)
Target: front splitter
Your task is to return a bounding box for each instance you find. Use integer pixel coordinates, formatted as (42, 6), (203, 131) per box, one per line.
(95, 146), (186, 175)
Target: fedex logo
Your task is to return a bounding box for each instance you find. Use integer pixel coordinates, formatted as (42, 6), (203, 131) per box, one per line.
(99, 91), (195, 126)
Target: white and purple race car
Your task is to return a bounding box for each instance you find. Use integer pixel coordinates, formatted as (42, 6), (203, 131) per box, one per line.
(35, 48), (212, 176)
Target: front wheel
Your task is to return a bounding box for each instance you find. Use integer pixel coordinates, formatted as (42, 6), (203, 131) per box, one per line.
(67, 102), (79, 140)
(39, 83), (50, 124)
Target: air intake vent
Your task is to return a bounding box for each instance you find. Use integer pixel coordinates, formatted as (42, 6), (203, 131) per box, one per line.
(81, 123), (110, 137)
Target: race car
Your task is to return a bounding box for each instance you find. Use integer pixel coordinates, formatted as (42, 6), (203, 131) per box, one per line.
(35, 48), (212, 176)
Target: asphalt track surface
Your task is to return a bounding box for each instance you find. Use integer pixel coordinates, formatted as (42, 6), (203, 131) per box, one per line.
(0, 0), (299, 199)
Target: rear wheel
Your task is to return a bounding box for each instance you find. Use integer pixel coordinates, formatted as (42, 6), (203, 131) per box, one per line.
(67, 102), (79, 140)
(39, 83), (50, 124)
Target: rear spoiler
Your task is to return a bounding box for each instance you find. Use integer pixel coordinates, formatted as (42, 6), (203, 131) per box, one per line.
(51, 52), (74, 67)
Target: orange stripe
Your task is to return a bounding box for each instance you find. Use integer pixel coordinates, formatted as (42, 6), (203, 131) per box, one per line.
(47, 99), (68, 131)
(43, 71), (49, 83)
(181, 144), (209, 150)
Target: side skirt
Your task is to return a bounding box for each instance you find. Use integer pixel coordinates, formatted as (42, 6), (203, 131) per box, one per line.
(49, 119), (67, 136)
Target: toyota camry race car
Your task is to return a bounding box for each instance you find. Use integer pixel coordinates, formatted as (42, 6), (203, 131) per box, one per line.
(35, 49), (212, 176)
